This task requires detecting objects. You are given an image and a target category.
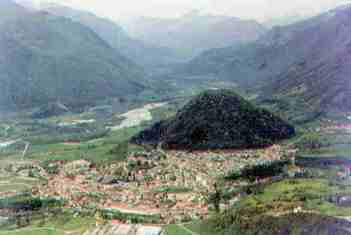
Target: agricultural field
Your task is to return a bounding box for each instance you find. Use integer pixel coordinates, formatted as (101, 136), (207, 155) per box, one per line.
(0, 212), (95, 235)
(0, 100), (351, 235)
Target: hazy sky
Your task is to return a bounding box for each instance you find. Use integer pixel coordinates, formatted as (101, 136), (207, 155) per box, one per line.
(30, 0), (351, 21)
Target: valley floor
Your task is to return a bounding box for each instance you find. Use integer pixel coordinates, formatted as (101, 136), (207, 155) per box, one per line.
(0, 103), (351, 235)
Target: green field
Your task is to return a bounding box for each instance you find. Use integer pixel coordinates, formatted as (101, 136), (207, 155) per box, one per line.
(0, 214), (95, 235)
(164, 224), (193, 235)
(0, 174), (41, 194)
(0, 227), (63, 235)
(0, 126), (145, 165)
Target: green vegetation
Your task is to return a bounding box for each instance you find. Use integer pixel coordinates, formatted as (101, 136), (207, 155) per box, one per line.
(0, 174), (42, 194)
(152, 186), (192, 194)
(225, 160), (289, 181)
(0, 1), (147, 110)
(206, 179), (351, 234)
(0, 194), (65, 210)
(294, 133), (331, 153)
(2, 2), (351, 235)
(149, 103), (179, 123)
(163, 224), (193, 235)
(260, 96), (324, 125)
(132, 89), (295, 150)
(43, 4), (183, 68)
(0, 212), (95, 235)
(199, 213), (351, 235)
(0, 228), (63, 235)
(0, 125), (144, 165)
(185, 222), (221, 235)
(99, 208), (162, 224)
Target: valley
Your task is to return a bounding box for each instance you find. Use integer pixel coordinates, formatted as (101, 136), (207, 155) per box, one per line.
(1, 96), (351, 235)
(1, 1), (351, 235)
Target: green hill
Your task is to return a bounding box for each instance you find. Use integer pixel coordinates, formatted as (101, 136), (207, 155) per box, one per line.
(131, 90), (295, 150)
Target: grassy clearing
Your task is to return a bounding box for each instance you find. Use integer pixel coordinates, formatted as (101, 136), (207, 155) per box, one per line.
(0, 126), (146, 165)
(0, 213), (95, 235)
(164, 224), (193, 235)
(32, 216), (94, 233)
(0, 184), (31, 193)
(246, 179), (351, 215)
(0, 175), (41, 194)
(185, 222), (220, 235)
(204, 178), (351, 235)
(301, 147), (351, 158)
(0, 226), (69, 235)
(224, 178), (351, 219)
(0, 228), (63, 235)
(258, 179), (336, 201)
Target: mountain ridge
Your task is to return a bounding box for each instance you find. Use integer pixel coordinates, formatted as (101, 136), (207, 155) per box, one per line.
(37, 3), (183, 68)
(123, 12), (267, 57)
(0, 0), (147, 110)
(180, 5), (351, 118)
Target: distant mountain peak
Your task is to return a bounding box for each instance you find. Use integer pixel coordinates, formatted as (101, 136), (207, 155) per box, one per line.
(123, 13), (267, 57)
(39, 3), (182, 67)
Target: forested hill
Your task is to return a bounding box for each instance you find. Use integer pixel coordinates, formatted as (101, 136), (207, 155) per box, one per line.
(132, 90), (295, 150)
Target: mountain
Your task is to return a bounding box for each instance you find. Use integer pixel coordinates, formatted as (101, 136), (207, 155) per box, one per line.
(131, 90), (295, 150)
(0, 0), (147, 110)
(261, 5), (351, 116)
(38, 4), (182, 67)
(263, 14), (311, 28)
(13, 0), (38, 11)
(182, 5), (351, 119)
(123, 11), (267, 57)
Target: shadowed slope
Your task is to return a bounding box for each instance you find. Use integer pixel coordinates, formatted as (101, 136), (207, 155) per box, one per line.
(132, 90), (295, 150)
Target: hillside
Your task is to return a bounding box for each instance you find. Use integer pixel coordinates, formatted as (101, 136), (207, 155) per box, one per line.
(123, 11), (266, 57)
(0, 0), (147, 110)
(261, 5), (351, 116)
(131, 90), (295, 150)
(182, 5), (351, 118)
(39, 4), (182, 67)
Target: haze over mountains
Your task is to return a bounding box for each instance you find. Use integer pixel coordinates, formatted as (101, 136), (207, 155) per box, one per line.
(0, 0), (273, 112)
(1, 0), (351, 121)
(182, 4), (351, 118)
(0, 0), (146, 110)
(263, 6), (351, 114)
(39, 3), (182, 67)
(123, 11), (267, 57)
(2, 1), (351, 235)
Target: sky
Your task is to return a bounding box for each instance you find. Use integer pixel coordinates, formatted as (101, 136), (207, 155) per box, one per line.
(27, 0), (351, 21)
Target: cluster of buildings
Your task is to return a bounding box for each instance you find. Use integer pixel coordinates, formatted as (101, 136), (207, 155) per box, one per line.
(33, 145), (289, 224)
